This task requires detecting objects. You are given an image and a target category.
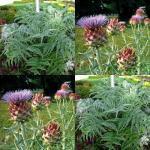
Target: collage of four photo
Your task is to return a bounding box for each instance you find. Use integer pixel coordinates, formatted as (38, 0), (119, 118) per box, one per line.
(0, 0), (150, 149)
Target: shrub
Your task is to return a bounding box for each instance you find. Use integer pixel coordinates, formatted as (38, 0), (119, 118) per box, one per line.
(0, 6), (16, 23)
(76, 78), (150, 149)
(1, 6), (75, 75)
(76, 80), (93, 98)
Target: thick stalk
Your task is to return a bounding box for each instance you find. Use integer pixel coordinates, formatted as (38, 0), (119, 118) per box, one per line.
(20, 123), (28, 149)
(62, 131), (66, 150)
(46, 106), (52, 119)
(137, 56), (141, 75)
(95, 47), (101, 74)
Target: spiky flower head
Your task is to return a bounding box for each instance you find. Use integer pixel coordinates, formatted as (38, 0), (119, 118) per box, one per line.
(77, 15), (108, 46)
(54, 93), (62, 100)
(43, 96), (51, 107)
(117, 47), (137, 70)
(2, 89), (33, 103)
(144, 18), (150, 25)
(136, 7), (145, 16)
(77, 15), (108, 29)
(42, 121), (61, 143)
(54, 82), (72, 100)
(2, 90), (32, 122)
(69, 93), (80, 101)
(31, 92), (49, 109)
(54, 89), (71, 100)
(9, 102), (32, 122)
(130, 15), (144, 25)
(130, 7), (145, 25)
(61, 82), (70, 90)
(107, 18), (126, 34)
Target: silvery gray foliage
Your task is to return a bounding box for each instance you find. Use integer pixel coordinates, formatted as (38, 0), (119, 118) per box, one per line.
(65, 60), (74, 73)
(77, 78), (150, 149)
(140, 135), (150, 146)
(1, 5), (75, 74)
(76, 98), (94, 114)
(1, 23), (18, 41)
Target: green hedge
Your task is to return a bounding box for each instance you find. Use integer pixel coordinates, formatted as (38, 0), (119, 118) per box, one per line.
(0, 6), (16, 23)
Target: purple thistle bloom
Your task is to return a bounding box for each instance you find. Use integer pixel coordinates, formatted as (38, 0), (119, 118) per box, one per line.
(77, 15), (108, 28)
(132, 15), (144, 21)
(2, 89), (33, 103)
(56, 89), (71, 97)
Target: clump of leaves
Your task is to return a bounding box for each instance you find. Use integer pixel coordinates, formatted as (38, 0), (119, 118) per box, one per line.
(76, 78), (150, 149)
(1, 5), (74, 75)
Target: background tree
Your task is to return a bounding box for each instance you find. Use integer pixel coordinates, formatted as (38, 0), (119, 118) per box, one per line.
(76, 0), (150, 21)
(0, 76), (75, 96)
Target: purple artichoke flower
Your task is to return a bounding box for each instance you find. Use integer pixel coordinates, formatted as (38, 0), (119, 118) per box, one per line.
(132, 15), (144, 22)
(77, 15), (108, 28)
(2, 89), (33, 103)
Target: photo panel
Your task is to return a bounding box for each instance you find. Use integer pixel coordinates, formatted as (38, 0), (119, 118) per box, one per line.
(75, 0), (150, 75)
(75, 75), (150, 149)
(0, 0), (75, 75)
(0, 75), (76, 149)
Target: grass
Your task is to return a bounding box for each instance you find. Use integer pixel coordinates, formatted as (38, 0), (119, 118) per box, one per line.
(76, 26), (150, 74)
(0, 100), (75, 149)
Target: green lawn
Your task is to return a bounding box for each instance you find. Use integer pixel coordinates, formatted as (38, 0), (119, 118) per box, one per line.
(76, 26), (150, 75)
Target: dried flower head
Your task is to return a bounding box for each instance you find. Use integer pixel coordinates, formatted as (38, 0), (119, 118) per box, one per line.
(0, 19), (6, 25)
(43, 96), (51, 107)
(107, 18), (126, 34)
(2, 90), (32, 122)
(54, 90), (71, 100)
(130, 15), (144, 25)
(61, 82), (70, 90)
(9, 101), (32, 122)
(32, 92), (44, 109)
(65, 60), (75, 73)
(117, 47), (137, 70)
(69, 93), (80, 101)
(130, 7), (145, 25)
(54, 82), (72, 100)
(42, 122), (61, 143)
(77, 15), (108, 46)
(54, 93), (62, 100)
(140, 135), (150, 146)
(144, 18), (150, 25)
(136, 7), (145, 16)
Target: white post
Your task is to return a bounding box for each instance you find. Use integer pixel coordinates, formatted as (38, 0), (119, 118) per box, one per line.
(111, 75), (115, 88)
(35, 0), (40, 13)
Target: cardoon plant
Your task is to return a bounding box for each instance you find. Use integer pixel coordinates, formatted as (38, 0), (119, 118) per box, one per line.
(2, 89), (33, 149)
(107, 18), (126, 34)
(77, 15), (108, 46)
(2, 89), (32, 122)
(31, 92), (44, 109)
(54, 82), (72, 100)
(76, 78), (150, 149)
(42, 121), (61, 144)
(77, 15), (108, 74)
(129, 7), (145, 25)
(117, 47), (137, 71)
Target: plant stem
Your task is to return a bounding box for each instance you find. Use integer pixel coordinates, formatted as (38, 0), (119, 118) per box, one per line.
(137, 56), (141, 75)
(95, 47), (101, 74)
(46, 106), (52, 119)
(62, 131), (66, 150)
(20, 123), (28, 149)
